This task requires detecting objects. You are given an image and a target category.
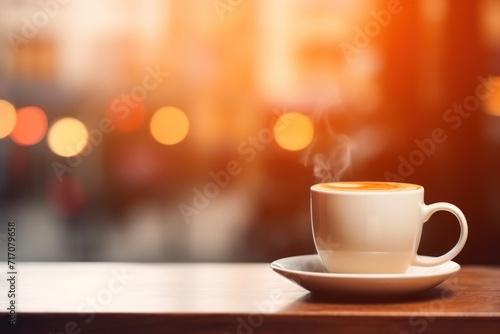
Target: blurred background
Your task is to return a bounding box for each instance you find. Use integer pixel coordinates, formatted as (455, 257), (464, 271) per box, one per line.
(0, 0), (499, 264)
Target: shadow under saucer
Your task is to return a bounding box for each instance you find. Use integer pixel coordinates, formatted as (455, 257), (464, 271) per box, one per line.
(298, 285), (456, 305)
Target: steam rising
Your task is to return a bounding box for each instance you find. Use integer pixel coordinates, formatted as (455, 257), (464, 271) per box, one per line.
(305, 134), (356, 183)
(298, 102), (357, 183)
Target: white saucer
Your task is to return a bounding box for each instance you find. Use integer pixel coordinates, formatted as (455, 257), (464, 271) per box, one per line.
(270, 254), (460, 296)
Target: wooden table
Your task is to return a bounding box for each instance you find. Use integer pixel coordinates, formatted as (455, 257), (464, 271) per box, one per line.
(0, 263), (499, 333)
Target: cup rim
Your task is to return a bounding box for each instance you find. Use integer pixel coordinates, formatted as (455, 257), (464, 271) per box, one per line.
(311, 181), (423, 193)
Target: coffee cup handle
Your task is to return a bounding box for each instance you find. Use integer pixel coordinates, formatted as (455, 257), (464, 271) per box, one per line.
(413, 202), (468, 267)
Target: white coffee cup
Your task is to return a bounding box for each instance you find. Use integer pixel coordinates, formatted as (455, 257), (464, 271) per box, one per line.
(310, 181), (468, 274)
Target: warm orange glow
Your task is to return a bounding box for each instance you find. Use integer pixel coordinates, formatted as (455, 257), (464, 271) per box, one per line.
(273, 112), (314, 151)
(150, 106), (189, 145)
(0, 100), (17, 139)
(47, 118), (89, 157)
(10, 106), (48, 146)
(481, 0), (500, 48)
(420, 0), (448, 23)
(107, 94), (146, 132)
(484, 76), (500, 116)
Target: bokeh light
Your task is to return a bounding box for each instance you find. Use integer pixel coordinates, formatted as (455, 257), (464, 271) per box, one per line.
(484, 76), (500, 116)
(47, 118), (89, 157)
(150, 106), (189, 145)
(107, 94), (146, 133)
(10, 106), (48, 146)
(0, 100), (17, 139)
(273, 112), (314, 151)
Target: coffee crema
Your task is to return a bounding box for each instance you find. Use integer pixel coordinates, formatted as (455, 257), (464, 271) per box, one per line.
(313, 182), (421, 192)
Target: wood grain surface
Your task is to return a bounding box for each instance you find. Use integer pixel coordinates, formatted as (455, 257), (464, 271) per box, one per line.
(0, 263), (499, 333)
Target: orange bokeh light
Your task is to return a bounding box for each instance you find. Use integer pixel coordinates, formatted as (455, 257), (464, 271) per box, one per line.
(10, 106), (48, 146)
(150, 106), (190, 145)
(484, 76), (500, 116)
(107, 94), (146, 133)
(273, 112), (314, 151)
(0, 99), (17, 139)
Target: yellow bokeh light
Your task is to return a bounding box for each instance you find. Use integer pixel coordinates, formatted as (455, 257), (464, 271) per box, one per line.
(47, 118), (89, 157)
(0, 100), (16, 139)
(150, 106), (189, 145)
(273, 112), (314, 151)
(484, 76), (500, 116)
